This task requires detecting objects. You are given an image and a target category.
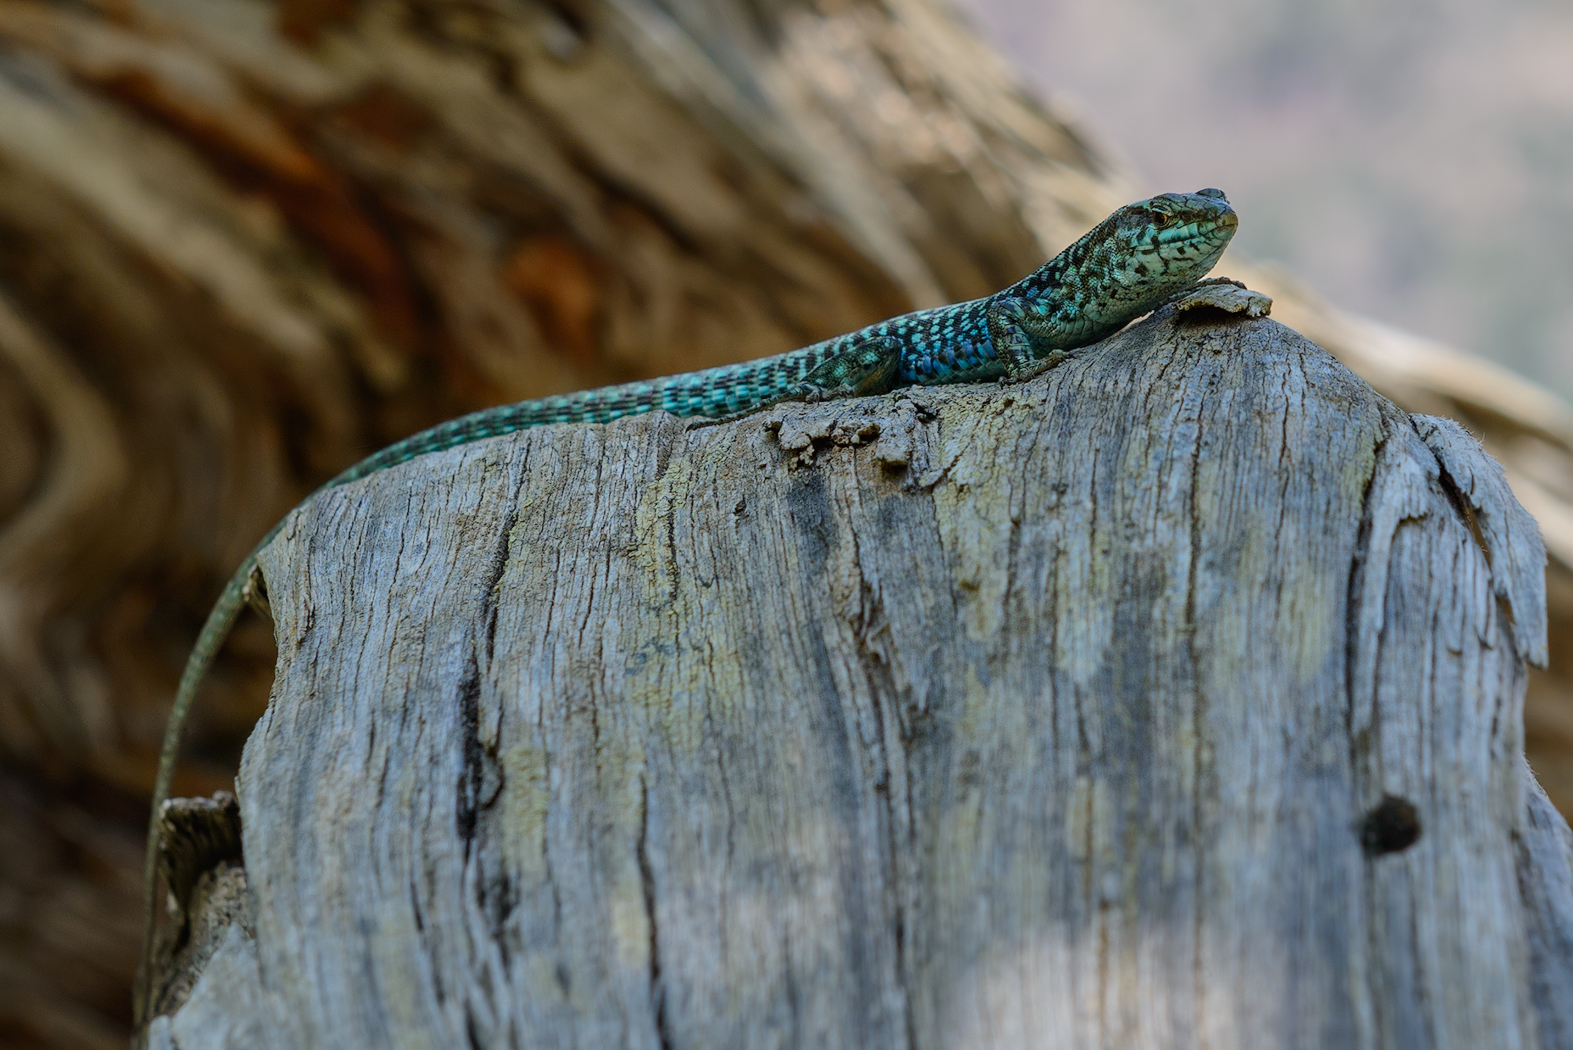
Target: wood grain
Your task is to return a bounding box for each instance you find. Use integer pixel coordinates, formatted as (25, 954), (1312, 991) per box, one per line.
(146, 308), (1573, 1048)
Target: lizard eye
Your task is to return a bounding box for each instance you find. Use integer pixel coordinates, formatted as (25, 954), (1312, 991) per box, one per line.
(1149, 206), (1173, 228)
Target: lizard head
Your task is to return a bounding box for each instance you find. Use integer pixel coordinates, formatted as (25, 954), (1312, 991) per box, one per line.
(1135, 187), (1236, 260)
(1075, 188), (1239, 326)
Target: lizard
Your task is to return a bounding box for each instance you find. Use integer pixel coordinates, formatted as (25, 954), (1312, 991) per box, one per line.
(137, 187), (1238, 1014)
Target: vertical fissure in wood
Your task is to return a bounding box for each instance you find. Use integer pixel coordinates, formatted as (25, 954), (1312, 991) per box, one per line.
(1426, 450), (1523, 650)
(847, 531), (919, 1050)
(1183, 344), (1211, 1028)
(455, 651), (485, 860)
(484, 500), (522, 662)
(1343, 425), (1387, 752)
(1426, 454), (1492, 566)
(635, 774), (675, 1050)
(701, 692), (737, 981)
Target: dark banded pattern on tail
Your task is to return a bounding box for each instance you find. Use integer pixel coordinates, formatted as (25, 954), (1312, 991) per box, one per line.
(326, 343), (843, 487)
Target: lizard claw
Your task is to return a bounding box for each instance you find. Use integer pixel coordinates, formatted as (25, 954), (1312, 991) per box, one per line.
(1007, 349), (1072, 382)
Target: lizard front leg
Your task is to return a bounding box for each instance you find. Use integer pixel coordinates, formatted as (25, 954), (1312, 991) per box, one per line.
(986, 296), (1087, 382)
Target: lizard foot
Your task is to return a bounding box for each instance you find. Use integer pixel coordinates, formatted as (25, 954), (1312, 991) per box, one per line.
(1007, 348), (1074, 383)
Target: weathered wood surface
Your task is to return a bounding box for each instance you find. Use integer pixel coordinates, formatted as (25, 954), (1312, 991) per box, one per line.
(145, 306), (1573, 1049)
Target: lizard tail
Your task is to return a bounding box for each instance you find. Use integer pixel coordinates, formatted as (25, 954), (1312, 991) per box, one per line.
(135, 560), (250, 1025)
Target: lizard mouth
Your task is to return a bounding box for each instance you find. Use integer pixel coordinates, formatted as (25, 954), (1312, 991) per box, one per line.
(1158, 219), (1234, 254)
(1172, 208), (1238, 250)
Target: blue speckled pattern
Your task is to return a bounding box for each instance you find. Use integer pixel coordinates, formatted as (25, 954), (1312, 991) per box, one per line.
(328, 189), (1238, 485)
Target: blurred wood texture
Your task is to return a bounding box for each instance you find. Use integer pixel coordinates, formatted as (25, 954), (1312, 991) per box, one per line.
(0, 0), (1571, 1044)
(145, 307), (1573, 1048)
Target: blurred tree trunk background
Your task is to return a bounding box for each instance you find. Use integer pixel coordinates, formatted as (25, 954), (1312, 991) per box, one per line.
(2, 0), (1573, 1045)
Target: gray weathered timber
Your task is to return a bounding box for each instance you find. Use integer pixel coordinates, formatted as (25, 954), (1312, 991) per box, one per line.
(145, 306), (1573, 1050)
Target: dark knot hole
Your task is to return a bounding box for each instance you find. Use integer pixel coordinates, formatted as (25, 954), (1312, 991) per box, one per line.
(1360, 794), (1422, 857)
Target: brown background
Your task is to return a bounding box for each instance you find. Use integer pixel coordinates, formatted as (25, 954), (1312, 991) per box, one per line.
(1, 1), (1570, 1046)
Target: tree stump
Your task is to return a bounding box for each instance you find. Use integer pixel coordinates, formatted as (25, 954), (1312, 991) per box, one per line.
(143, 303), (1573, 1049)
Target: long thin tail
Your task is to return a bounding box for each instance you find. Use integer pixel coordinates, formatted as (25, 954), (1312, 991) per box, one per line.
(135, 558), (251, 1023)
(318, 350), (830, 486)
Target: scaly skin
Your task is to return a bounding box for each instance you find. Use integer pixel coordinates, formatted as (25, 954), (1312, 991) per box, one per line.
(137, 188), (1237, 1016)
